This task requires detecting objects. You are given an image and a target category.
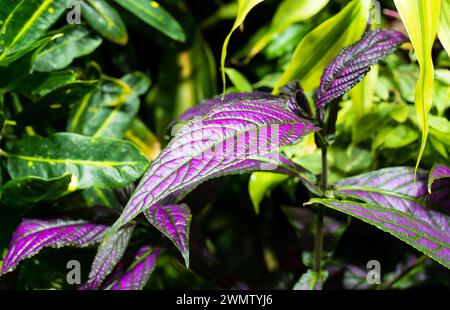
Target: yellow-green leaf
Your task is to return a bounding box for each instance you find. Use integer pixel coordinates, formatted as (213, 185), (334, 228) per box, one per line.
(394, 0), (441, 173)
(220, 0), (264, 96)
(245, 0), (329, 61)
(439, 0), (450, 57)
(273, 0), (370, 94)
(249, 172), (288, 214)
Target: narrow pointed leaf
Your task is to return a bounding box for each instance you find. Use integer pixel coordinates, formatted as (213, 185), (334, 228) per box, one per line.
(309, 198), (450, 269)
(316, 29), (406, 109)
(106, 245), (160, 290)
(0, 219), (108, 275)
(112, 93), (317, 231)
(439, 0), (450, 57)
(112, 0), (185, 42)
(4, 132), (149, 190)
(273, 0), (370, 93)
(429, 163), (450, 193)
(82, 224), (135, 290)
(0, 0), (67, 59)
(81, 0), (128, 45)
(334, 167), (450, 230)
(144, 204), (191, 267)
(32, 24), (102, 72)
(220, 0), (263, 95)
(394, 0), (441, 172)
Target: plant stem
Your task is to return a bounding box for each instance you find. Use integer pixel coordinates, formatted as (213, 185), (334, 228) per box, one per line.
(313, 146), (328, 272)
(381, 255), (427, 289)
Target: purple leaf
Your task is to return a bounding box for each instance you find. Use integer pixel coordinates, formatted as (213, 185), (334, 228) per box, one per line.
(429, 164), (450, 193)
(309, 198), (450, 269)
(111, 94), (317, 232)
(144, 204), (191, 267)
(105, 245), (160, 290)
(81, 224), (135, 290)
(173, 92), (287, 125)
(0, 219), (108, 275)
(316, 28), (407, 109)
(334, 167), (450, 231)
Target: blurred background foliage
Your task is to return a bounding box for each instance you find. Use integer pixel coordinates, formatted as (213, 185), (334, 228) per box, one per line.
(0, 0), (449, 289)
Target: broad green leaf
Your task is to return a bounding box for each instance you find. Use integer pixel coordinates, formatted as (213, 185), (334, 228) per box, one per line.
(220, 0), (264, 95)
(439, 0), (450, 57)
(2, 133), (149, 190)
(273, 0), (370, 93)
(33, 24), (102, 72)
(112, 0), (185, 42)
(0, 174), (72, 207)
(224, 68), (253, 92)
(125, 118), (161, 161)
(0, 0), (67, 59)
(249, 172), (288, 214)
(81, 0), (128, 45)
(394, 0), (441, 173)
(18, 81), (98, 128)
(372, 125), (418, 151)
(245, 0), (329, 61)
(14, 70), (77, 98)
(67, 72), (150, 139)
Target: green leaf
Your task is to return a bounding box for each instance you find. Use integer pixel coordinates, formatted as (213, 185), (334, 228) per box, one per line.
(18, 81), (98, 127)
(0, 0), (67, 60)
(81, 0), (128, 45)
(0, 174), (72, 207)
(273, 0), (370, 93)
(32, 24), (102, 72)
(112, 0), (185, 42)
(67, 72), (150, 139)
(394, 0), (441, 173)
(372, 125), (418, 151)
(3, 132), (149, 190)
(220, 0), (263, 95)
(349, 66), (378, 142)
(14, 70), (77, 98)
(224, 68), (253, 92)
(439, 0), (450, 57)
(245, 0), (329, 61)
(249, 172), (288, 214)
